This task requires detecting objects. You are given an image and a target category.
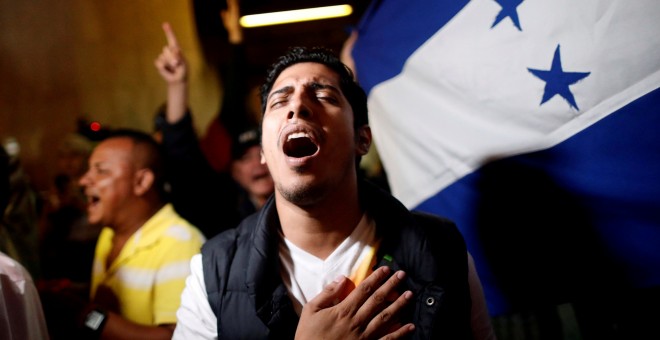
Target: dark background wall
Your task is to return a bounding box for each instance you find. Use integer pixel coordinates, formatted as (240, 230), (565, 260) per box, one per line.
(0, 0), (222, 191)
(0, 0), (363, 191)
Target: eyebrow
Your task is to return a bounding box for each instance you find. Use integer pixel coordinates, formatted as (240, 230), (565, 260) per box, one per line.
(268, 85), (293, 101)
(268, 82), (341, 101)
(90, 161), (105, 170)
(309, 82), (339, 92)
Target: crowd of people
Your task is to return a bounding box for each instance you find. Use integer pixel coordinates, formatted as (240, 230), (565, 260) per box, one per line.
(1, 0), (497, 339)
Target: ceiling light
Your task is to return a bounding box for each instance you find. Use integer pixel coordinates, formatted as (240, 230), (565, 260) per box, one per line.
(240, 4), (353, 28)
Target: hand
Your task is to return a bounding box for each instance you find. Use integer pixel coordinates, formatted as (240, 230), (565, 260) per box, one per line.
(93, 284), (120, 313)
(221, 0), (243, 44)
(295, 266), (416, 340)
(341, 30), (358, 79)
(38, 282), (92, 338)
(154, 22), (188, 84)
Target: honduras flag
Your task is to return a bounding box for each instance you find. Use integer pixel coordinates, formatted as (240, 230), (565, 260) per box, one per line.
(352, 0), (660, 316)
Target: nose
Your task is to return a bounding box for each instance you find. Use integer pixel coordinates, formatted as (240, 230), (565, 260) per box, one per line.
(246, 150), (262, 165)
(78, 170), (91, 187)
(287, 91), (313, 120)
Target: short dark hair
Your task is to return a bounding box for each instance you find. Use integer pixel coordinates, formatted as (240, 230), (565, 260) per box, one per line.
(106, 129), (167, 200)
(260, 46), (368, 130)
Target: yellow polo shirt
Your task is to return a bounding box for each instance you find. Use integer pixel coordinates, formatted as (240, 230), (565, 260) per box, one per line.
(90, 204), (205, 325)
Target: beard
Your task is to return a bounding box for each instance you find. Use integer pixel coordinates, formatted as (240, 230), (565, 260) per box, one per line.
(274, 151), (357, 207)
(276, 180), (327, 207)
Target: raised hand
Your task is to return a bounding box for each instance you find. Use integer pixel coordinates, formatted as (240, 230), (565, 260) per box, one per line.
(221, 0), (243, 44)
(341, 30), (358, 79)
(154, 22), (187, 84)
(295, 266), (416, 340)
(154, 22), (189, 123)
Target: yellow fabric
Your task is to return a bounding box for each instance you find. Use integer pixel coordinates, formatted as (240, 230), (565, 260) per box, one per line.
(347, 215), (380, 287)
(90, 204), (205, 325)
(348, 240), (379, 287)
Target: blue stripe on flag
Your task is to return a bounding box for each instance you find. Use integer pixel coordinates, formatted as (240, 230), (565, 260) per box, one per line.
(416, 88), (660, 314)
(353, 0), (469, 95)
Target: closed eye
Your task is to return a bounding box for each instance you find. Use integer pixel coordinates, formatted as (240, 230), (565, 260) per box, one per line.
(92, 163), (110, 175)
(270, 100), (286, 109)
(267, 86), (293, 110)
(310, 83), (341, 104)
(269, 95), (289, 109)
(317, 96), (338, 105)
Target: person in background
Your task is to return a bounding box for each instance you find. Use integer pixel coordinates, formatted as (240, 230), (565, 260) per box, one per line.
(0, 137), (42, 279)
(0, 143), (50, 340)
(212, 0), (273, 214)
(198, 0), (265, 174)
(154, 2), (274, 239)
(39, 133), (100, 287)
(227, 126), (273, 217)
(41, 129), (205, 339)
(0, 251), (49, 340)
(172, 46), (494, 339)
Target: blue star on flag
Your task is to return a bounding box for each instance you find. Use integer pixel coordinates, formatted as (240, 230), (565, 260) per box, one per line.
(528, 45), (591, 111)
(492, 0), (524, 31)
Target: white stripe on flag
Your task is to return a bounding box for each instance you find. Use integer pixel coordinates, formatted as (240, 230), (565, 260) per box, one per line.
(368, 0), (660, 208)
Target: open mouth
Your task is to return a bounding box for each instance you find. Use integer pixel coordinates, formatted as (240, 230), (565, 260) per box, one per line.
(87, 195), (100, 207)
(283, 132), (319, 158)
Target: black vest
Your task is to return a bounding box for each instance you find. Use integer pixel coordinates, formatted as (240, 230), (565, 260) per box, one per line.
(202, 181), (473, 339)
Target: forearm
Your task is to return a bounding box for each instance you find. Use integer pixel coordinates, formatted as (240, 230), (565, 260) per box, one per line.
(227, 26), (243, 44)
(166, 81), (188, 124)
(100, 312), (174, 340)
(172, 255), (218, 339)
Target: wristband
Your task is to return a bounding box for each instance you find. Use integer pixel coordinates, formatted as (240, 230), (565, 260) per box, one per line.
(82, 308), (108, 339)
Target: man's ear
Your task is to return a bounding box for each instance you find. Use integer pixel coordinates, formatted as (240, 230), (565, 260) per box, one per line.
(356, 125), (372, 156)
(133, 168), (155, 196)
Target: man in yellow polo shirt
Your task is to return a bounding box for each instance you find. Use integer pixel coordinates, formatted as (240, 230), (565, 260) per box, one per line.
(78, 129), (205, 339)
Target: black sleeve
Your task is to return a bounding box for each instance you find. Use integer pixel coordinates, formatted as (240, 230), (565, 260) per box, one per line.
(160, 112), (242, 238)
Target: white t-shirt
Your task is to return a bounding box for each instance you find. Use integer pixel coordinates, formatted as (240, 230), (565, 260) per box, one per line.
(0, 251), (50, 340)
(173, 216), (495, 339)
(279, 213), (378, 315)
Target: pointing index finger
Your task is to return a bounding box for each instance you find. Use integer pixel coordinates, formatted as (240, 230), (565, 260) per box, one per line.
(162, 22), (179, 48)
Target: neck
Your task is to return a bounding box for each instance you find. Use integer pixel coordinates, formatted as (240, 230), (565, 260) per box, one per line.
(277, 179), (362, 260)
(112, 200), (164, 241)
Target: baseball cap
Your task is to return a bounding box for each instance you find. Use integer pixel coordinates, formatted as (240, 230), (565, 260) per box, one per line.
(231, 127), (261, 160)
